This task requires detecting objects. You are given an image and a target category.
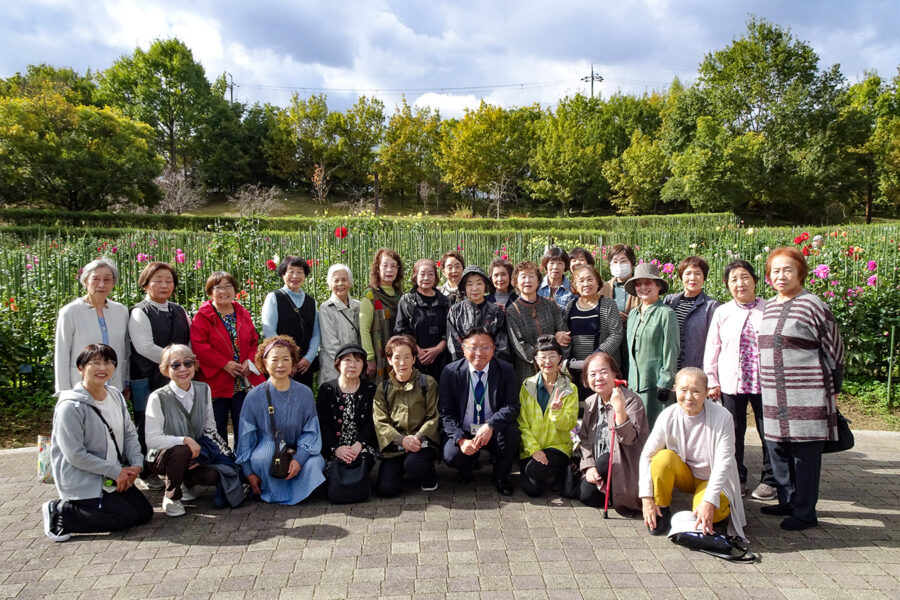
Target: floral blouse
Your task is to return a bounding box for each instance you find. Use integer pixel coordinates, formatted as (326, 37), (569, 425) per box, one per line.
(737, 300), (761, 394)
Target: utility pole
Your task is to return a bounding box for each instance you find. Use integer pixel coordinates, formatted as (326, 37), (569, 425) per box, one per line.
(581, 63), (604, 98)
(225, 72), (237, 103)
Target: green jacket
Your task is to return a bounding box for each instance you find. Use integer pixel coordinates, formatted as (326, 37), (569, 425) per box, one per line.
(626, 300), (680, 392)
(373, 368), (440, 458)
(516, 372), (579, 459)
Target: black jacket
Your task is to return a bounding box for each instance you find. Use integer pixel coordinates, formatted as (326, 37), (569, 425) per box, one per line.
(438, 357), (520, 443)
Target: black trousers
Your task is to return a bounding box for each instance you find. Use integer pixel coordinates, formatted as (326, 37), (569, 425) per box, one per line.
(212, 390), (247, 448)
(578, 451), (611, 508)
(721, 393), (776, 486)
(519, 448), (570, 497)
(442, 426), (520, 483)
(377, 446), (438, 497)
(153, 445), (220, 500)
(56, 486), (153, 535)
(766, 439), (825, 523)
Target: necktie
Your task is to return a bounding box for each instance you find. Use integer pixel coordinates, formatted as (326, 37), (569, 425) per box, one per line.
(474, 371), (485, 424)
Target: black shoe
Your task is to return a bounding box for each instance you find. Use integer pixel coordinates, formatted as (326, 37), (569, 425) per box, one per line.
(648, 506), (671, 536)
(761, 503), (793, 516)
(494, 478), (513, 496)
(457, 471), (474, 485)
(781, 516), (818, 531)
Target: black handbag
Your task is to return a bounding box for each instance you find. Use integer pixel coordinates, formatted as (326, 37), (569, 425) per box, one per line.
(669, 531), (760, 562)
(823, 410), (854, 454)
(327, 456), (371, 504)
(266, 384), (296, 479)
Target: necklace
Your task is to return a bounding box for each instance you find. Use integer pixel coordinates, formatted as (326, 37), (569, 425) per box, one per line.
(577, 297), (598, 310)
(270, 380), (292, 403)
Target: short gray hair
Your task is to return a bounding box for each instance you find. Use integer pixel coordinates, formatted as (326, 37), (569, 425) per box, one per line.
(327, 263), (353, 287)
(675, 366), (708, 388)
(80, 258), (120, 286)
(159, 344), (195, 375)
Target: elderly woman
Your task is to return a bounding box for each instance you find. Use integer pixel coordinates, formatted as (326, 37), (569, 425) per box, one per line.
(373, 335), (441, 497)
(438, 251), (465, 304)
(517, 336), (579, 497)
(486, 258), (518, 309)
(560, 265), (624, 400)
(394, 258), (451, 381)
(145, 344), (243, 516)
(577, 352), (649, 515)
(128, 261), (192, 490)
(190, 271), (265, 448)
(664, 256), (720, 369)
(568, 247), (595, 269)
(55, 258), (130, 395)
(236, 336), (326, 505)
(758, 247), (845, 531)
(316, 343), (378, 503)
(447, 266), (508, 362)
(507, 260), (564, 384)
(704, 260), (777, 500)
(361, 248), (404, 382)
(318, 263), (360, 384)
(538, 246), (574, 310)
(600, 244), (640, 370)
(262, 256), (321, 389)
(639, 367), (746, 540)
(42, 344), (152, 542)
(625, 262), (680, 428)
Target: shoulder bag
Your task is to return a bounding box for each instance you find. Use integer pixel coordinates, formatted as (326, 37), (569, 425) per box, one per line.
(266, 384), (296, 479)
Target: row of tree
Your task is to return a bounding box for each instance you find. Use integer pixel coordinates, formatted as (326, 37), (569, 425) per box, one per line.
(1, 18), (898, 220)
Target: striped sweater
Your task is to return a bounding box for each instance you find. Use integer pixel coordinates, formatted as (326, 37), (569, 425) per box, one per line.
(758, 291), (844, 442)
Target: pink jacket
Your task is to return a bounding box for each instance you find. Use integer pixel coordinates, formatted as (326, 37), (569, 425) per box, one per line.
(703, 298), (767, 395)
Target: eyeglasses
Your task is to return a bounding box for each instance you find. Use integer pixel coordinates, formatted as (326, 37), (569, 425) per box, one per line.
(170, 360), (195, 370)
(535, 353), (560, 364)
(86, 360), (115, 367)
(463, 344), (494, 353)
(212, 285), (234, 292)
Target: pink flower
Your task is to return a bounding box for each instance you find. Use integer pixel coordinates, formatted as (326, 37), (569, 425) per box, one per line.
(194, 259), (203, 270)
(175, 249), (186, 264)
(111, 246), (118, 254)
(824, 291), (834, 298)
(149, 239), (158, 247)
(867, 260), (877, 271)
(813, 264), (830, 279)
(501, 254), (508, 260)
(867, 275), (878, 286)
(25, 263), (33, 270)
(136, 253), (149, 263)
(661, 263), (674, 275)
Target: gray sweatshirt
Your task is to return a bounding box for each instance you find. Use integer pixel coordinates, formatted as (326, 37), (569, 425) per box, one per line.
(50, 383), (143, 500)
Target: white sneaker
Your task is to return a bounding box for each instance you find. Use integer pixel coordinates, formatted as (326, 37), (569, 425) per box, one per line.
(42, 501), (71, 542)
(162, 497), (186, 517)
(751, 483), (778, 501)
(421, 481), (439, 492)
(138, 475), (165, 491)
(180, 484), (199, 502)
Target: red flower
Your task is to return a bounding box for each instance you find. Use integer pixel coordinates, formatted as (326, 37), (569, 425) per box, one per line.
(335, 226), (348, 239)
(793, 232), (810, 245)
(802, 244), (811, 256)
(306, 259), (313, 267)
(266, 259), (277, 271)
(501, 254), (508, 260)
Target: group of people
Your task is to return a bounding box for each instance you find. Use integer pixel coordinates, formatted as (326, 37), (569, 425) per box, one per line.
(44, 242), (844, 543)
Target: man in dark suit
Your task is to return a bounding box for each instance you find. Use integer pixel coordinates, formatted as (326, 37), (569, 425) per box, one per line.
(439, 326), (520, 495)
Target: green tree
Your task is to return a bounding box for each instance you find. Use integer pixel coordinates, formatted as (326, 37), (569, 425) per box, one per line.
(439, 101), (539, 217)
(603, 130), (671, 214)
(97, 38), (213, 174)
(0, 93), (162, 210)
(667, 18), (846, 221)
(0, 63), (97, 106)
(333, 96), (386, 200)
(526, 94), (606, 215)
(378, 98), (442, 208)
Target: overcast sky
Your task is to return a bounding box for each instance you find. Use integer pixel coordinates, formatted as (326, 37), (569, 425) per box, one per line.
(3, 0), (898, 117)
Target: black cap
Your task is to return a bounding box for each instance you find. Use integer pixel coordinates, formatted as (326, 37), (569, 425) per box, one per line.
(335, 343), (366, 362)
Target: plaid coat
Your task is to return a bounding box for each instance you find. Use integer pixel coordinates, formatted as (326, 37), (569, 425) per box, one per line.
(758, 291), (845, 442)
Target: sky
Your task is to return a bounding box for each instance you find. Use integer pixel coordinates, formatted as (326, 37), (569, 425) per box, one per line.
(2, 0), (898, 117)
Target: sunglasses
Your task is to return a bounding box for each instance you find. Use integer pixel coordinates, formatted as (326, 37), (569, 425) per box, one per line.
(170, 360), (195, 370)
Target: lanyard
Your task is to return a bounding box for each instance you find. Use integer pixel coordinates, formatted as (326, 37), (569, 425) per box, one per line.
(469, 371), (487, 423)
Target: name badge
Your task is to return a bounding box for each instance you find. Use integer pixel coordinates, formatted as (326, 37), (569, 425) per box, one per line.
(470, 423), (481, 435)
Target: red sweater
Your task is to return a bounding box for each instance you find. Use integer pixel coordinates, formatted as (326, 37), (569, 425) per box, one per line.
(191, 300), (265, 397)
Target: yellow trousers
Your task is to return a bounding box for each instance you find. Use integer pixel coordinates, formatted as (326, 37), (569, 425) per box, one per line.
(650, 449), (730, 523)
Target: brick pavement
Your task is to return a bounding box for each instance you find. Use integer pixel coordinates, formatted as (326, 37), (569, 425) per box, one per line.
(1, 432), (899, 600)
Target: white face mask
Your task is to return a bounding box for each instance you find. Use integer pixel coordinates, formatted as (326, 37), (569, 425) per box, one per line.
(610, 263), (632, 279)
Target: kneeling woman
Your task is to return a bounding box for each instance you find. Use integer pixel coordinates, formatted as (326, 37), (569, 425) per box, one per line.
(146, 344), (244, 517)
(373, 335), (441, 497)
(517, 336), (579, 497)
(317, 343), (378, 503)
(236, 336), (325, 505)
(577, 352), (648, 515)
(43, 344), (153, 542)
(639, 367), (746, 539)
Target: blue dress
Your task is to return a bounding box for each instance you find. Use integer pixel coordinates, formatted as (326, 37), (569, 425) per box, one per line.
(236, 381), (326, 505)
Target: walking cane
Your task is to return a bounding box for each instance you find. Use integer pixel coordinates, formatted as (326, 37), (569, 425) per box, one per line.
(603, 379), (627, 519)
